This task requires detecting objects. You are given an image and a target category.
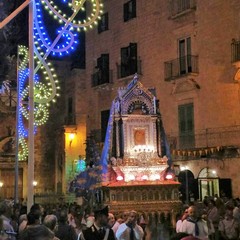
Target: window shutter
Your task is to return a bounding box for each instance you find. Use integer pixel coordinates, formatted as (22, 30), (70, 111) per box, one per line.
(123, 2), (128, 21)
(101, 54), (109, 83)
(121, 47), (129, 77)
(105, 13), (109, 30)
(132, 0), (136, 18)
(129, 43), (137, 74)
(178, 103), (194, 149)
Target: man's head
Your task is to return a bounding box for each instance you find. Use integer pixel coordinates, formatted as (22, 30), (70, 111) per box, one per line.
(43, 214), (58, 231)
(188, 206), (197, 219)
(94, 206), (109, 227)
(127, 210), (138, 226)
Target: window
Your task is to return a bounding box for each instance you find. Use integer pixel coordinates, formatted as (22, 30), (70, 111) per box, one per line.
(65, 97), (75, 125)
(179, 37), (192, 74)
(101, 109), (110, 142)
(171, 0), (196, 16)
(92, 54), (109, 87)
(98, 13), (108, 33)
(231, 39), (240, 63)
(68, 97), (73, 115)
(164, 37), (198, 80)
(178, 103), (195, 149)
(124, 0), (136, 22)
(120, 43), (137, 78)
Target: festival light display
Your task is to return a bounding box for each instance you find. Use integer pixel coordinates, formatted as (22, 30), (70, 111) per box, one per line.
(17, 0), (103, 160)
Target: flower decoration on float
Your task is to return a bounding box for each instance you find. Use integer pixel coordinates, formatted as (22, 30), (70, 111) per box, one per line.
(17, 0), (103, 161)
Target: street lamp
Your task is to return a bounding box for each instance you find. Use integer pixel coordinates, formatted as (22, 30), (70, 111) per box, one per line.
(180, 166), (189, 204)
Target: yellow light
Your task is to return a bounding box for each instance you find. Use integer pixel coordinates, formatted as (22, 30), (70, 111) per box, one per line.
(0, 182), (3, 187)
(33, 181), (38, 186)
(69, 133), (75, 141)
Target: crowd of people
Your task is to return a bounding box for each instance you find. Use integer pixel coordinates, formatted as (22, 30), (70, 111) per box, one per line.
(0, 195), (240, 240)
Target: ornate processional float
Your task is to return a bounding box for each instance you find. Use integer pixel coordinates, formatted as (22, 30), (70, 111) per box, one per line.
(100, 74), (181, 218)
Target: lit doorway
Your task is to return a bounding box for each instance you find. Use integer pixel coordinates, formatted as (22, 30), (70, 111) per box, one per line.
(198, 168), (219, 201)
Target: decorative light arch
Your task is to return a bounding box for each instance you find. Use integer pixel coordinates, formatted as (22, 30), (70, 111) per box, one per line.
(17, 0), (103, 161)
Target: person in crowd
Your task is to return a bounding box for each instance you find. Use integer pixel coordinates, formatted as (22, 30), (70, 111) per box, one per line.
(232, 199), (240, 223)
(74, 206), (86, 240)
(207, 199), (219, 240)
(18, 214), (28, 233)
(0, 217), (10, 240)
(0, 201), (16, 240)
(116, 210), (144, 240)
(43, 214), (60, 240)
(30, 204), (45, 224)
(81, 206), (115, 240)
(55, 209), (77, 240)
(181, 206), (208, 239)
(197, 209), (215, 240)
(219, 205), (239, 240)
(19, 211), (54, 240)
(68, 204), (77, 229)
(108, 212), (120, 234)
(176, 208), (189, 233)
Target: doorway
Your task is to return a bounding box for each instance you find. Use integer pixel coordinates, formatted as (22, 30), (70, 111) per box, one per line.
(0, 168), (23, 199)
(198, 168), (219, 201)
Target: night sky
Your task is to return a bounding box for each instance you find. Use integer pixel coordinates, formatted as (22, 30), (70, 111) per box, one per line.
(0, 0), (85, 69)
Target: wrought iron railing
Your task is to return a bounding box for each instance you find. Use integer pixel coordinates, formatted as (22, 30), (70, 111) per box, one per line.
(167, 125), (240, 150)
(231, 39), (240, 63)
(170, 0), (196, 16)
(164, 55), (198, 81)
(91, 70), (113, 87)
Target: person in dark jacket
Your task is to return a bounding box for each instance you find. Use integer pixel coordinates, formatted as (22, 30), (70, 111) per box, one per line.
(81, 206), (115, 240)
(55, 209), (77, 240)
(19, 211), (54, 240)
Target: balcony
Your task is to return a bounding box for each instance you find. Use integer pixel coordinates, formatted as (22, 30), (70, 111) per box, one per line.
(164, 55), (198, 81)
(170, 0), (196, 17)
(91, 70), (113, 87)
(64, 114), (76, 126)
(167, 125), (240, 159)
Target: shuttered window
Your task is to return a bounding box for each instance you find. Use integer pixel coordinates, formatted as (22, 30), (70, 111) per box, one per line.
(178, 103), (195, 149)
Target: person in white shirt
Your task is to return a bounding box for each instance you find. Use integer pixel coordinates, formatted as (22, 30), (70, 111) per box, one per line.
(181, 206), (208, 240)
(116, 210), (144, 240)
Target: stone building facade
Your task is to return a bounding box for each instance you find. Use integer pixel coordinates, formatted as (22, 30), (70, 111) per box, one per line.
(68, 0), (240, 200)
(2, 0), (240, 202)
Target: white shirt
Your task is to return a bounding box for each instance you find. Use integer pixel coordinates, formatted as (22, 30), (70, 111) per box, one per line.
(176, 219), (182, 233)
(112, 221), (120, 234)
(116, 222), (144, 240)
(181, 218), (208, 240)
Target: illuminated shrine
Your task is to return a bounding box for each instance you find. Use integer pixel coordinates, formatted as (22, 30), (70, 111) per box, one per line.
(101, 74), (181, 215)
